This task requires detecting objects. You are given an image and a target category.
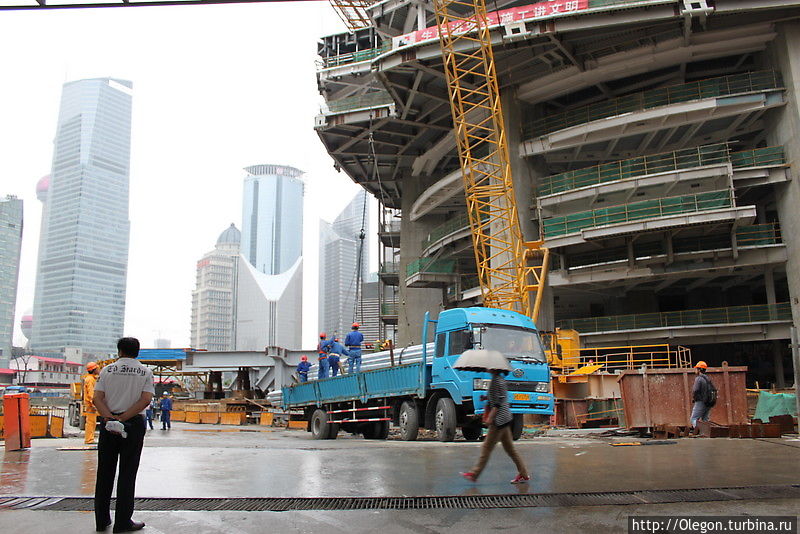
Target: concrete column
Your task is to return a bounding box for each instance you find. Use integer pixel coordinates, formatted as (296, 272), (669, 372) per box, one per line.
(397, 175), (444, 347)
(502, 89), (555, 331)
(765, 268), (785, 387)
(765, 22), (800, 386)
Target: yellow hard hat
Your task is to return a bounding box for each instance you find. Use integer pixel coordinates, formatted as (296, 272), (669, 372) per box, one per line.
(694, 361), (708, 369)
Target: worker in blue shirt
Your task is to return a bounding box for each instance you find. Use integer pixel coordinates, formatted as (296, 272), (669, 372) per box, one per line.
(297, 355), (311, 382)
(328, 338), (349, 377)
(345, 322), (365, 374)
(159, 393), (173, 430)
(317, 333), (332, 380)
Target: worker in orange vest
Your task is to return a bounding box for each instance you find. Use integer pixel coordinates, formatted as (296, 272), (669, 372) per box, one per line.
(83, 361), (100, 445)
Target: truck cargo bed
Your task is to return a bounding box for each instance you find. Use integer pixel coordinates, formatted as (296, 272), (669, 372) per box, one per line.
(282, 362), (428, 408)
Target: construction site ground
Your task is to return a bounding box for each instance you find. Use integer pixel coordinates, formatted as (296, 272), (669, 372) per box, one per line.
(1, 421), (799, 533)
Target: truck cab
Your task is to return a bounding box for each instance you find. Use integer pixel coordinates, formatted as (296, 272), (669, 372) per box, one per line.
(425, 307), (554, 440)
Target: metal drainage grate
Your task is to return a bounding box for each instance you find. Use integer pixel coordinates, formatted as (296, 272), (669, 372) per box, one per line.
(4, 485), (800, 512)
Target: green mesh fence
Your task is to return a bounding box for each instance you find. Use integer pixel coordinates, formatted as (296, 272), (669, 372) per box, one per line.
(525, 71), (782, 139)
(560, 302), (792, 332)
(543, 190), (732, 237)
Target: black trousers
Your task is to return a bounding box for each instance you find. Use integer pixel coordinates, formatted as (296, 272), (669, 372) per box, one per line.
(95, 414), (146, 529)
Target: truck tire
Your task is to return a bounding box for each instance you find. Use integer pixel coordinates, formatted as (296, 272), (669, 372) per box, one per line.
(512, 414), (523, 441)
(398, 401), (419, 441)
(461, 422), (482, 441)
(435, 397), (457, 442)
(311, 409), (331, 440)
(363, 421), (389, 440)
(326, 423), (340, 440)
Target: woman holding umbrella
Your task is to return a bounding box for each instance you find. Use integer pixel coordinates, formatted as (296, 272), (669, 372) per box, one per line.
(457, 349), (530, 484)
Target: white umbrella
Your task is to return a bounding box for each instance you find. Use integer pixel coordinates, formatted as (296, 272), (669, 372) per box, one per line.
(452, 349), (512, 373)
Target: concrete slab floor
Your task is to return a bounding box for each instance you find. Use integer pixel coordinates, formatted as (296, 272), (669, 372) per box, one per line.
(1, 423), (799, 533)
(2, 499), (800, 534)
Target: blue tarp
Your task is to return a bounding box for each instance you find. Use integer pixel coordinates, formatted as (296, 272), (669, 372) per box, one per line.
(137, 349), (189, 361)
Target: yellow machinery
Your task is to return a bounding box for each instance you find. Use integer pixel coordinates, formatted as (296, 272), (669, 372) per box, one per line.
(68, 358), (116, 428)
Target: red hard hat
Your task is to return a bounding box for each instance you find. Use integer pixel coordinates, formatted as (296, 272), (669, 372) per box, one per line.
(301, 355), (308, 361)
(86, 361), (99, 372)
(352, 323), (360, 328)
(334, 338), (339, 342)
(319, 332), (326, 338)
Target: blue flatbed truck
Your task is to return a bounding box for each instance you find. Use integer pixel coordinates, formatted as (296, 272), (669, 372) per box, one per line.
(282, 307), (554, 441)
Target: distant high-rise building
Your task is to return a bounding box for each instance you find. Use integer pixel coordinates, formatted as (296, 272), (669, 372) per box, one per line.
(31, 78), (133, 357)
(0, 195), (23, 367)
(237, 165), (304, 349)
(319, 192), (370, 340)
(191, 224), (240, 351)
(241, 164), (304, 275)
(355, 280), (381, 346)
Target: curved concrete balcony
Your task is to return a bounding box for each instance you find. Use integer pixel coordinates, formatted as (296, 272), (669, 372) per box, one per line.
(541, 190), (756, 248)
(419, 213), (478, 257)
(405, 258), (458, 288)
(537, 145), (788, 217)
(410, 168), (465, 222)
(521, 71), (785, 157)
(559, 302), (792, 346)
(315, 90), (396, 129)
(550, 224), (786, 290)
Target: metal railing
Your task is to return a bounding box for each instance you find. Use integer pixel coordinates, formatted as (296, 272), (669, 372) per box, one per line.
(379, 262), (399, 274)
(563, 223), (781, 269)
(320, 42), (392, 69)
(538, 144), (786, 197)
(524, 70), (782, 139)
(380, 302), (398, 316)
(559, 302), (792, 333)
(406, 258), (456, 277)
(326, 91), (394, 114)
(380, 220), (401, 233)
(422, 213), (470, 250)
(543, 190), (733, 237)
(548, 342), (692, 371)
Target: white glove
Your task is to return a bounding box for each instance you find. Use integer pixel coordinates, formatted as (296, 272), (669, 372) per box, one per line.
(105, 420), (127, 438)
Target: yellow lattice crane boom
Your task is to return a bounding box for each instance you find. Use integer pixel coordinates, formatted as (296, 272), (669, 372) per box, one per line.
(328, 0), (374, 31)
(431, 0), (549, 322)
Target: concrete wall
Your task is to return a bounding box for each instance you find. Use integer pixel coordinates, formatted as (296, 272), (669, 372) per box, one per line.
(397, 175), (444, 347)
(766, 22), (800, 337)
(503, 90), (555, 331)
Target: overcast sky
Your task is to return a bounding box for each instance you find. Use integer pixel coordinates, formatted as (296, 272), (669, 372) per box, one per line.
(0, 3), (377, 350)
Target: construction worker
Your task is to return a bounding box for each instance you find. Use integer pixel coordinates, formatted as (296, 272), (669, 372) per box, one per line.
(345, 323), (364, 374)
(83, 361), (100, 445)
(691, 361), (717, 429)
(297, 355), (311, 382)
(328, 338), (349, 377)
(159, 392), (173, 430)
(317, 333), (331, 380)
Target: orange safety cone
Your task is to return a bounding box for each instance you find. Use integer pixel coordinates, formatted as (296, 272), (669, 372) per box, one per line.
(3, 393), (32, 451)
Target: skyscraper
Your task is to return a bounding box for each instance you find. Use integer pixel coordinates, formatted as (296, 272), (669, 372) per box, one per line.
(0, 195), (23, 367)
(237, 164), (304, 349)
(31, 78), (133, 357)
(318, 192), (370, 339)
(241, 164), (304, 275)
(191, 224), (240, 351)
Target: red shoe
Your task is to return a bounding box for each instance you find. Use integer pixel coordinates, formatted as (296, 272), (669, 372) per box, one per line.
(461, 472), (477, 482)
(510, 474), (530, 484)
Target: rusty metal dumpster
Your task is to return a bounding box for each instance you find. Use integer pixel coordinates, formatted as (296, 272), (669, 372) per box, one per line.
(618, 363), (748, 429)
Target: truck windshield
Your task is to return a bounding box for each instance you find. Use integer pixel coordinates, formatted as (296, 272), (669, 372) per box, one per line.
(481, 325), (547, 363)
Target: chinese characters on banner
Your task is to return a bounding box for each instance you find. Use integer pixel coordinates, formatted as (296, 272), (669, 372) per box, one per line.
(394, 0), (589, 47)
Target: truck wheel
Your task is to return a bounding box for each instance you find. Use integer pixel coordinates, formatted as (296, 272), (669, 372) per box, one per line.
(363, 421), (389, 440)
(311, 409), (331, 440)
(512, 414), (523, 441)
(461, 423), (482, 441)
(361, 423), (375, 439)
(435, 397), (457, 442)
(399, 401), (419, 441)
(326, 423), (340, 440)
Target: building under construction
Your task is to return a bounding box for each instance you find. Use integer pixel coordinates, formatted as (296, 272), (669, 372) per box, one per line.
(314, 0), (800, 388)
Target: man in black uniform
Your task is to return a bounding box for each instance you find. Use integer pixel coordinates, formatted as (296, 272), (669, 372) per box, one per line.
(92, 337), (155, 532)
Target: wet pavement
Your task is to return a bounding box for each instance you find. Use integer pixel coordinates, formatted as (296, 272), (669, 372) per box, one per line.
(1, 422), (799, 532)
